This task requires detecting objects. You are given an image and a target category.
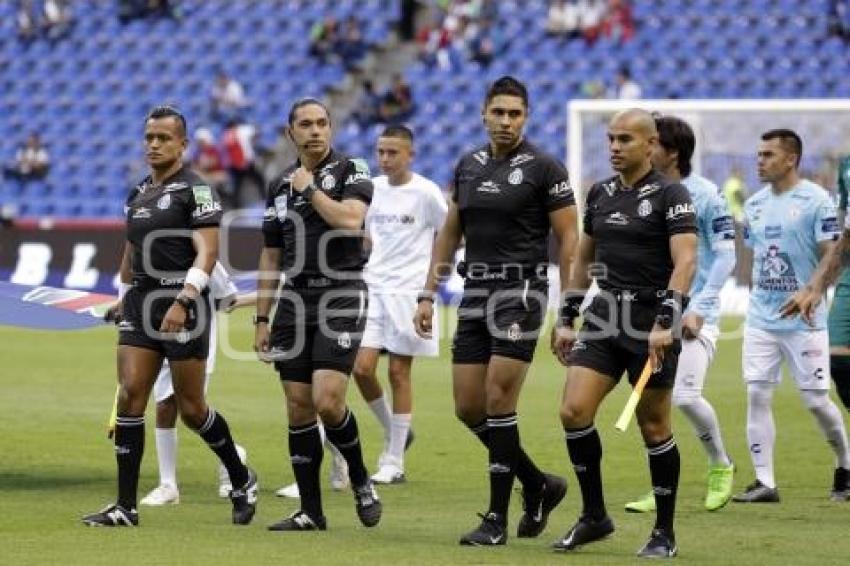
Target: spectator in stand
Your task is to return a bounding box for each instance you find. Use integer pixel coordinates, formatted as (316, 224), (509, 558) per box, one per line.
(601, 0), (634, 44)
(16, 0), (37, 41)
(42, 0), (73, 40)
(546, 0), (581, 39)
(829, 0), (850, 40)
(380, 75), (415, 124)
(613, 66), (642, 99)
(580, 0), (607, 43)
(353, 80), (384, 128)
(336, 16), (369, 70)
(310, 16), (339, 63)
(191, 128), (230, 199)
(210, 71), (248, 125)
(117, 0), (180, 23)
(469, 17), (505, 67)
(221, 120), (265, 208)
(4, 133), (49, 181)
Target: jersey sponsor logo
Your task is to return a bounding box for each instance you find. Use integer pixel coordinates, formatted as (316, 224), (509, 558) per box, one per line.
(473, 150), (488, 165)
(637, 199), (652, 217)
(549, 180), (571, 197)
(605, 211), (629, 225)
(131, 207), (151, 219)
(156, 194), (171, 210)
(801, 348), (823, 358)
(508, 168), (523, 185)
(665, 202), (695, 220)
(790, 193), (811, 202)
(637, 183), (661, 198)
(765, 225), (782, 239)
(192, 201), (222, 219)
(164, 182), (189, 193)
(711, 215), (735, 234)
(274, 195), (287, 220)
(371, 213), (416, 225)
(821, 216), (839, 233)
(757, 245), (798, 292)
(509, 153), (534, 167)
(322, 175), (335, 190)
(345, 172), (369, 185)
(476, 180), (501, 194)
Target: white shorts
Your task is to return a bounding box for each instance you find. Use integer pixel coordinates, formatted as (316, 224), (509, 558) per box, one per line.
(153, 310), (218, 403)
(673, 324), (719, 398)
(743, 325), (830, 391)
(360, 290), (439, 357)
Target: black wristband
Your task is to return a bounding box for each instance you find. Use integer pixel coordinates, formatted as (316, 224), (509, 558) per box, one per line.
(416, 291), (436, 304)
(174, 295), (194, 314)
(655, 290), (684, 329)
(253, 314), (270, 325)
(301, 183), (317, 201)
(559, 294), (584, 327)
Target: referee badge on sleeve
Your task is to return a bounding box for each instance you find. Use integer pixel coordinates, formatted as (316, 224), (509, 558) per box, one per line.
(274, 195), (288, 220)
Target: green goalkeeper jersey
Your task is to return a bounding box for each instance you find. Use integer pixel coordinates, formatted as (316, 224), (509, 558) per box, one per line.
(838, 156), (850, 288)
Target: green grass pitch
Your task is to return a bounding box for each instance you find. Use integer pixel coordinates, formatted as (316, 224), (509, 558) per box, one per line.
(1, 311), (849, 565)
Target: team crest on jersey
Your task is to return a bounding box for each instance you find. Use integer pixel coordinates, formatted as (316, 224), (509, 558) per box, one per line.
(507, 322), (522, 342)
(788, 206), (801, 220)
(157, 194), (171, 210)
(508, 168), (523, 185)
(322, 175), (335, 190)
(274, 195), (288, 220)
(638, 199), (652, 217)
(337, 332), (352, 349)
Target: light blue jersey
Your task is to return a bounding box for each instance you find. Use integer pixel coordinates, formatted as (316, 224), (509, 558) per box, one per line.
(743, 180), (839, 330)
(683, 174), (736, 327)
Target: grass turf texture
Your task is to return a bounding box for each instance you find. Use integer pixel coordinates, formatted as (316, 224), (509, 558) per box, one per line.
(1, 311), (848, 565)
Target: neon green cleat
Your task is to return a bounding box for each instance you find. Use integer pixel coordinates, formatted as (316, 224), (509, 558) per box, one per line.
(705, 462), (735, 511)
(624, 491), (655, 513)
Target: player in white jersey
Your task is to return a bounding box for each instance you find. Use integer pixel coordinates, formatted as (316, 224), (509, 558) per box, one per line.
(625, 115), (737, 514)
(351, 125), (447, 484)
(138, 262), (249, 505)
(732, 129), (850, 503)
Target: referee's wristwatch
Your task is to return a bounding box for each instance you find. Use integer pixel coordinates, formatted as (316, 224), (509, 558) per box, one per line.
(174, 295), (194, 314)
(253, 314), (270, 325)
(301, 182), (318, 202)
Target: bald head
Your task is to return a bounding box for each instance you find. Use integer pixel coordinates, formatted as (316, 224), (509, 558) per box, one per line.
(607, 108), (658, 178)
(610, 109), (657, 138)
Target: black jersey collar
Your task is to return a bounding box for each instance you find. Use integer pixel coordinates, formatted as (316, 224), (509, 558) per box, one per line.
(485, 137), (528, 161)
(616, 167), (660, 191)
(296, 147), (338, 172)
(140, 164), (190, 192)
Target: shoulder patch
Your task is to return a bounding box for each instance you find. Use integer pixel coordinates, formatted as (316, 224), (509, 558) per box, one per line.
(192, 185), (213, 206)
(350, 158), (370, 175)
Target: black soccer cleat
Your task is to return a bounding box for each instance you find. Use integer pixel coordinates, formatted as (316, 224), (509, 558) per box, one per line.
(830, 467), (850, 501)
(732, 480), (780, 503)
(81, 503), (138, 527)
(459, 512), (507, 546)
(552, 514), (615, 552)
(268, 510), (327, 532)
(353, 481), (382, 527)
(517, 472), (568, 538)
(230, 467), (259, 525)
(636, 528), (678, 558)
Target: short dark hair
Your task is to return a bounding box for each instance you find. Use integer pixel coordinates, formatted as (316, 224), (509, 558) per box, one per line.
(761, 128), (803, 167)
(379, 125), (414, 143)
(288, 97), (331, 125)
(146, 105), (187, 138)
(484, 75), (528, 108)
(655, 115), (695, 178)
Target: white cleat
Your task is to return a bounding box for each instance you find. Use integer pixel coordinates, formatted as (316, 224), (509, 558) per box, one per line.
(329, 446), (350, 491)
(218, 444), (248, 498)
(371, 463), (406, 485)
(275, 482), (300, 499)
(140, 484), (180, 506)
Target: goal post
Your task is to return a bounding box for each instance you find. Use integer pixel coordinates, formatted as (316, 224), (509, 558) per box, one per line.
(567, 99), (850, 206)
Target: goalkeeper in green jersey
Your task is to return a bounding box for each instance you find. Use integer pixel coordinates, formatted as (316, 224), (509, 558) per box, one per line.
(829, 155), (850, 412)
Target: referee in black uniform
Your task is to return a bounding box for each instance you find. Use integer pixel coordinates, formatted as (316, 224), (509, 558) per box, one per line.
(552, 109), (697, 558)
(82, 106), (257, 527)
(255, 98), (380, 532)
(414, 76), (578, 546)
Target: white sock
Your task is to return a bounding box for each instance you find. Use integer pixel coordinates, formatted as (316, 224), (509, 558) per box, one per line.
(155, 427), (178, 488)
(678, 397), (731, 467)
(803, 389), (850, 469)
(368, 395), (393, 441)
(387, 413), (412, 465)
(747, 383), (776, 488)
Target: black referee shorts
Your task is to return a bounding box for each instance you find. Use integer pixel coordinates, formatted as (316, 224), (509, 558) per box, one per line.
(451, 279), (547, 364)
(270, 282), (368, 383)
(567, 295), (681, 389)
(118, 286), (211, 361)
